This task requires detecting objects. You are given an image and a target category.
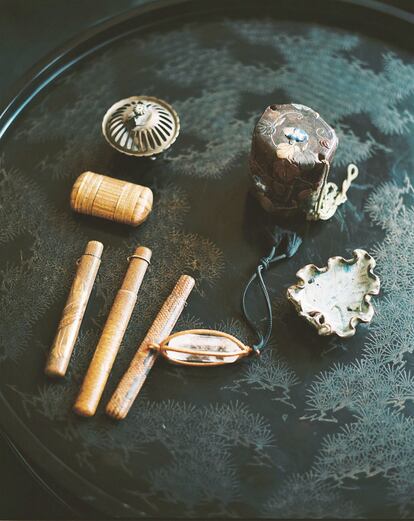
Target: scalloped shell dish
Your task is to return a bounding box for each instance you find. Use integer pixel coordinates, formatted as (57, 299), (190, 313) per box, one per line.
(287, 249), (380, 337)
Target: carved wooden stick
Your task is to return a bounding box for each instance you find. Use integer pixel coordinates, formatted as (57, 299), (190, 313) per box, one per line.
(106, 275), (195, 420)
(45, 240), (103, 378)
(73, 246), (152, 417)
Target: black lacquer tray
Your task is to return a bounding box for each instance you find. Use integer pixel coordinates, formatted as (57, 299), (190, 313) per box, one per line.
(1, 0), (414, 518)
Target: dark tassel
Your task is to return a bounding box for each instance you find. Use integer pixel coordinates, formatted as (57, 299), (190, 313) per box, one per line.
(242, 225), (303, 353)
(263, 225), (303, 266)
(266, 224), (286, 249)
(283, 231), (303, 258)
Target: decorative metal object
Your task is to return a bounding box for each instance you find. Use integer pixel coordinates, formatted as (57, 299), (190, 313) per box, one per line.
(105, 228), (303, 419)
(152, 329), (252, 366)
(315, 163), (359, 221)
(287, 249), (380, 337)
(249, 103), (358, 220)
(102, 96), (180, 157)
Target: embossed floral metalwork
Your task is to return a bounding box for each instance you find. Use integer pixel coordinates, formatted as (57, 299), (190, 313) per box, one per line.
(287, 249), (380, 337)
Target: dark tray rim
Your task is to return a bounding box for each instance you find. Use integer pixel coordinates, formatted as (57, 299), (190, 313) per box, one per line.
(0, 0), (413, 517)
(1, 0), (414, 140)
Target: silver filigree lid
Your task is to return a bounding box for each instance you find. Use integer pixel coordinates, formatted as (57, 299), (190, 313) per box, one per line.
(102, 96), (180, 157)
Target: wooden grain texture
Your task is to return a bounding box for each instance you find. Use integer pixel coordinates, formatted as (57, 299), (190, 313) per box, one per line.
(70, 171), (153, 227)
(106, 274), (195, 420)
(45, 240), (103, 378)
(73, 246), (152, 417)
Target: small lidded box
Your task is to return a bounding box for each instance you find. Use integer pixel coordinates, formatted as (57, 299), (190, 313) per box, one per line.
(70, 171), (153, 227)
(249, 103), (338, 219)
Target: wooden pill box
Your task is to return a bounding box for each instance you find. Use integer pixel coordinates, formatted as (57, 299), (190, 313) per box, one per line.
(70, 171), (153, 227)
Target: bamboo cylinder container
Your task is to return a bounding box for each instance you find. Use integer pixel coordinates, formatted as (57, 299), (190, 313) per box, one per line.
(73, 246), (152, 417)
(106, 274), (195, 420)
(45, 240), (103, 378)
(70, 171), (153, 227)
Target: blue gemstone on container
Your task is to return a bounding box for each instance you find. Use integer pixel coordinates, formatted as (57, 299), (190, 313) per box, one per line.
(284, 127), (308, 143)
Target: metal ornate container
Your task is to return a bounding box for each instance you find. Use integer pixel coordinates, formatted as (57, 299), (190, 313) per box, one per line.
(102, 96), (180, 157)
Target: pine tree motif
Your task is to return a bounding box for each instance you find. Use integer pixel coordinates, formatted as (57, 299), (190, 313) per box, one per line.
(223, 348), (299, 408)
(3, 17), (414, 518)
(226, 23), (414, 161)
(9, 387), (275, 514)
(0, 158), (224, 365)
(264, 471), (360, 519)
(288, 175), (414, 516)
(126, 22), (414, 178)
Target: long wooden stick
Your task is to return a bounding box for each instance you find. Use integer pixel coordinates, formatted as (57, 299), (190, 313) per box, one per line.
(106, 274), (195, 420)
(45, 240), (103, 378)
(73, 246), (152, 417)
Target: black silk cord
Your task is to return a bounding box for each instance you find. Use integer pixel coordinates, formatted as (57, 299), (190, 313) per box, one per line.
(241, 228), (302, 354)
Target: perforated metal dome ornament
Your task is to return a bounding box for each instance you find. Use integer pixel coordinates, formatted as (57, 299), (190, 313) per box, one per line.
(102, 96), (180, 157)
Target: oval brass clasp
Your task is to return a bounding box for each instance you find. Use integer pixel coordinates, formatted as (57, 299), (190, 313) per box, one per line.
(154, 329), (252, 367)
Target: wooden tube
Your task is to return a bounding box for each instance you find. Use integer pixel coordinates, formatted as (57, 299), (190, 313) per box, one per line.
(106, 274), (195, 420)
(70, 171), (153, 227)
(45, 240), (103, 378)
(73, 246), (152, 417)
